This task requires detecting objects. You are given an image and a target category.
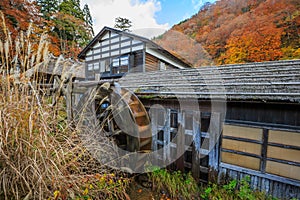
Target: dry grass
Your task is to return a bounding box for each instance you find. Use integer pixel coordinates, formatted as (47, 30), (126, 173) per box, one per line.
(0, 11), (130, 199)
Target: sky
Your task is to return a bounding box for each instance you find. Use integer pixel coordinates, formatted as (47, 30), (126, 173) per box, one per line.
(81, 0), (216, 38)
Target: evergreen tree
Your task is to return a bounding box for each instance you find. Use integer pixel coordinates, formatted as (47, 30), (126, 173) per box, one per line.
(36, 0), (59, 20)
(83, 4), (94, 36)
(53, 0), (92, 57)
(59, 0), (84, 20)
(114, 17), (132, 32)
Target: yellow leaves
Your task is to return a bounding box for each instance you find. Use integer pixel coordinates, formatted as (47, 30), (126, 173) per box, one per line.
(53, 190), (60, 200)
(221, 22), (284, 64)
(108, 179), (114, 185)
(82, 188), (89, 195)
(282, 46), (300, 59)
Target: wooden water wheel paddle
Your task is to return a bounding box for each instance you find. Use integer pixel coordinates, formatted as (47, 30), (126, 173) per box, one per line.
(77, 82), (152, 172)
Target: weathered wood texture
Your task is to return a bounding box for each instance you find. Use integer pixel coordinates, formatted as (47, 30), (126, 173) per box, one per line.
(145, 53), (159, 72)
(65, 59), (300, 199)
(119, 59), (300, 102)
(219, 163), (300, 199)
(150, 108), (221, 183)
(220, 123), (300, 199)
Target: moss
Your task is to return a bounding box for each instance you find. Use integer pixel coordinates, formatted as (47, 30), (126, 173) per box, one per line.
(139, 95), (156, 99)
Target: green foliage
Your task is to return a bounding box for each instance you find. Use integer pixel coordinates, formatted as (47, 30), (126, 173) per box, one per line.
(114, 17), (132, 32)
(37, 0), (59, 20)
(238, 176), (256, 200)
(201, 176), (275, 200)
(59, 0), (84, 20)
(148, 168), (199, 199)
(2, 0), (94, 58)
(83, 4), (94, 36)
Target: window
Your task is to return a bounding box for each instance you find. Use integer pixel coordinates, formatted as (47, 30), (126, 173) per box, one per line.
(159, 61), (166, 70)
(111, 55), (129, 74)
(94, 63), (99, 70)
(100, 60), (106, 72)
(87, 64), (93, 71)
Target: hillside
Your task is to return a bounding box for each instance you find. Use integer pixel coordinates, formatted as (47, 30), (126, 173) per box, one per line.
(155, 0), (300, 67)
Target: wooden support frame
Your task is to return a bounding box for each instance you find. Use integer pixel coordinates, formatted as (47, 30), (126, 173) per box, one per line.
(150, 108), (222, 183)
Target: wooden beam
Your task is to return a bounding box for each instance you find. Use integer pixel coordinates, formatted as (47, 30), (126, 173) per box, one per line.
(192, 111), (201, 181)
(176, 111), (185, 171)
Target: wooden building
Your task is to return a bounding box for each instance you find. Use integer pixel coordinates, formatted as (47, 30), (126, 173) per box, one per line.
(116, 59), (300, 199)
(25, 55), (85, 82)
(78, 26), (191, 80)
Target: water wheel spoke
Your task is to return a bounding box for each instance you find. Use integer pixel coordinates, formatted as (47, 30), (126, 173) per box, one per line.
(79, 83), (153, 172)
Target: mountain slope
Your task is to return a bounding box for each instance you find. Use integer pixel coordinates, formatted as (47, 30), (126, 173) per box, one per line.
(156, 0), (300, 66)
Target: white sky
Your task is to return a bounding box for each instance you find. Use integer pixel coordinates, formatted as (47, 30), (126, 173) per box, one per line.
(81, 0), (169, 38)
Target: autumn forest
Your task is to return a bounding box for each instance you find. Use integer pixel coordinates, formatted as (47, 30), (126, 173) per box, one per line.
(0, 0), (94, 58)
(158, 0), (300, 66)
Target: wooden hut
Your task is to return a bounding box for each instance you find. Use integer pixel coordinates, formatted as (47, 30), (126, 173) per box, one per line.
(115, 59), (300, 199)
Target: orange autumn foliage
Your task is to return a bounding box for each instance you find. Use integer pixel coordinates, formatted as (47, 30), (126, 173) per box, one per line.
(160, 0), (300, 66)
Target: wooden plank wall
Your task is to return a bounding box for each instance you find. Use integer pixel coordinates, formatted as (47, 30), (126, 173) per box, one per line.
(220, 123), (300, 199)
(145, 53), (159, 72)
(150, 108), (221, 183)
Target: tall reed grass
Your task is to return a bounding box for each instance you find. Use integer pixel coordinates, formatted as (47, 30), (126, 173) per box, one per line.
(0, 11), (130, 199)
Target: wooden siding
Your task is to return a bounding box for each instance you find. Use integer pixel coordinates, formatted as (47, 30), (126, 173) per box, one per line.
(226, 102), (300, 127)
(221, 152), (261, 170)
(220, 122), (300, 199)
(223, 124), (263, 141)
(145, 53), (159, 72)
(268, 130), (300, 147)
(266, 161), (300, 180)
(222, 139), (262, 155)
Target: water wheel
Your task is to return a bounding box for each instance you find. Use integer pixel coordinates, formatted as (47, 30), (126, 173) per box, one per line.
(76, 82), (152, 173)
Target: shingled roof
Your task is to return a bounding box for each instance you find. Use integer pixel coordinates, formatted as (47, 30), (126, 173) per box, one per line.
(26, 55), (85, 79)
(118, 59), (300, 102)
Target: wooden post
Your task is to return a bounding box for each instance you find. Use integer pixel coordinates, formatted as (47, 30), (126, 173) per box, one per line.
(151, 108), (158, 166)
(192, 111), (201, 181)
(164, 109), (171, 164)
(260, 128), (269, 173)
(208, 112), (221, 182)
(176, 111), (185, 171)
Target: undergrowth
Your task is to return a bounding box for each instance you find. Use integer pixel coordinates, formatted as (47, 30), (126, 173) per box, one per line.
(201, 176), (275, 200)
(148, 168), (277, 200)
(148, 167), (199, 199)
